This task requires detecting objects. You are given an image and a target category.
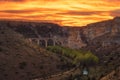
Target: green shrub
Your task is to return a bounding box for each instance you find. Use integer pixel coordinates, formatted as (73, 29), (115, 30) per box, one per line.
(47, 46), (99, 67)
(74, 53), (99, 66)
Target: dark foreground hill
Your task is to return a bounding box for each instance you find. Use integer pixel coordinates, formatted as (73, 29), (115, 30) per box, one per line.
(0, 26), (66, 80)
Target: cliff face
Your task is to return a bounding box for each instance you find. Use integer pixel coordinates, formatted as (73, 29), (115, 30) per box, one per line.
(81, 17), (120, 42)
(81, 17), (120, 80)
(0, 20), (85, 49)
(81, 17), (120, 55)
(67, 28), (86, 49)
(0, 17), (120, 49)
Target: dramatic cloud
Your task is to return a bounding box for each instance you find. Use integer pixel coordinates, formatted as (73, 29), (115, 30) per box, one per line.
(0, 9), (35, 13)
(0, 0), (25, 2)
(110, 9), (120, 17)
(0, 0), (120, 26)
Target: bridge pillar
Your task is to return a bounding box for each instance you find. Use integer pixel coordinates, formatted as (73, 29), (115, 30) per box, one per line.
(37, 39), (39, 45)
(60, 41), (63, 46)
(53, 41), (55, 46)
(45, 40), (48, 47)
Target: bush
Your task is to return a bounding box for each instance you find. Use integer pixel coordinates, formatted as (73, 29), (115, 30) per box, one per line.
(47, 46), (99, 67)
(74, 52), (99, 67)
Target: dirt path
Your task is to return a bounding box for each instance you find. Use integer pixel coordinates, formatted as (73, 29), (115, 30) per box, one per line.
(32, 68), (81, 80)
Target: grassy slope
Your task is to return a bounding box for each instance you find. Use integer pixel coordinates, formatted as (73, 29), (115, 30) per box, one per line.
(0, 26), (65, 80)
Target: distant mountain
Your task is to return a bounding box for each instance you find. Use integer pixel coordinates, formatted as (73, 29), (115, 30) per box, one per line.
(0, 26), (67, 80)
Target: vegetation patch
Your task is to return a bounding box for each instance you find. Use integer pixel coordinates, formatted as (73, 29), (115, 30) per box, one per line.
(47, 46), (99, 66)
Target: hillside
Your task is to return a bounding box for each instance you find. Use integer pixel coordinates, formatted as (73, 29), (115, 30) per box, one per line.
(0, 17), (120, 80)
(0, 17), (120, 49)
(82, 17), (120, 69)
(100, 66), (120, 80)
(0, 20), (65, 38)
(0, 26), (67, 80)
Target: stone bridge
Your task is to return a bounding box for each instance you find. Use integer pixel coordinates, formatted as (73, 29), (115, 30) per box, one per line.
(28, 36), (66, 47)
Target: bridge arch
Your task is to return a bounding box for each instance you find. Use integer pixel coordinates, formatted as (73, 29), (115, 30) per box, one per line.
(47, 39), (54, 46)
(39, 40), (46, 47)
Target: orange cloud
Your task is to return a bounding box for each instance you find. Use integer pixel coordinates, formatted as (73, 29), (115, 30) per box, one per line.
(0, 0), (120, 26)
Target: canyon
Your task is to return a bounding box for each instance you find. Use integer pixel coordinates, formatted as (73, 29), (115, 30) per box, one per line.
(0, 17), (120, 80)
(0, 17), (120, 49)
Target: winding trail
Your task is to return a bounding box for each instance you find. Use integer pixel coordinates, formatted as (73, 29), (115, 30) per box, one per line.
(32, 67), (81, 80)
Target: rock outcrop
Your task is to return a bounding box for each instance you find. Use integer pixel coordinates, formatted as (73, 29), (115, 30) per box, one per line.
(81, 17), (120, 42)
(0, 17), (120, 80)
(0, 17), (120, 49)
(67, 28), (86, 49)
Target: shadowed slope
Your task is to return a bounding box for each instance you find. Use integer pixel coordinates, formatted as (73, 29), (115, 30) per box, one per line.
(0, 26), (65, 80)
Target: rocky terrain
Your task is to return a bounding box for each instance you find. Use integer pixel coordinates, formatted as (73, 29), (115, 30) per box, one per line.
(0, 17), (120, 49)
(0, 26), (69, 80)
(0, 17), (120, 80)
(100, 66), (120, 80)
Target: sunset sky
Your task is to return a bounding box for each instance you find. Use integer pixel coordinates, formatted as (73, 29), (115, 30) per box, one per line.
(0, 0), (120, 26)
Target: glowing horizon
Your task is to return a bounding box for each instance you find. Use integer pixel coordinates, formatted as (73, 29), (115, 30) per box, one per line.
(0, 0), (120, 26)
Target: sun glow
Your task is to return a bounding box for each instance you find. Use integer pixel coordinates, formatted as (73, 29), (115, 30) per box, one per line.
(0, 0), (120, 26)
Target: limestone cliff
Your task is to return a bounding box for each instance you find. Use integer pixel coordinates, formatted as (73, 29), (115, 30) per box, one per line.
(0, 17), (120, 49)
(67, 28), (86, 49)
(81, 17), (120, 42)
